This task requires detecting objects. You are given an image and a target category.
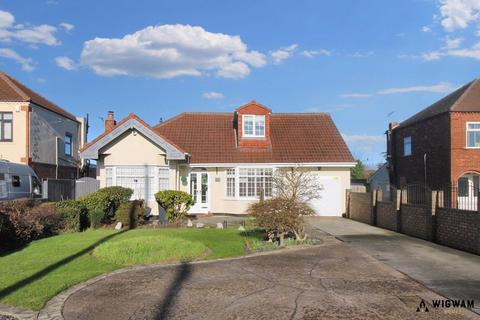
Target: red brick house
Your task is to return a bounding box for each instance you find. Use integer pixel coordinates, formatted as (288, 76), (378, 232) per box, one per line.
(387, 79), (480, 199)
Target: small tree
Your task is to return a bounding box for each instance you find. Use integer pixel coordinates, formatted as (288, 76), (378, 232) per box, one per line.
(155, 190), (194, 224)
(351, 160), (365, 179)
(248, 198), (315, 246)
(272, 167), (323, 202)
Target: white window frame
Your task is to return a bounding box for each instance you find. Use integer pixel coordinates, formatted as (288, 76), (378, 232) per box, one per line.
(466, 122), (480, 149)
(224, 166), (274, 200)
(104, 165), (169, 200)
(403, 136), (412, 156)
(242, 115), (265, 138)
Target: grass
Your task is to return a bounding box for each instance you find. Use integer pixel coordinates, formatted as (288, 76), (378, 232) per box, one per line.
(0, 227), (262, 311)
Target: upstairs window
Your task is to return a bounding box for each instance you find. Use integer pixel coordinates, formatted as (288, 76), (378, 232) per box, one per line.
(243, 115), (265, 137)
(403, 136), (412, 156)
(0, 112), (13, 142)
(466, 122), (480, 148)
(65, 133), (73, 157)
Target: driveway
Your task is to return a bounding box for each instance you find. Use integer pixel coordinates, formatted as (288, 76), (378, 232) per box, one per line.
(58, 236), (477, 319)
(307, 217), (480, 315)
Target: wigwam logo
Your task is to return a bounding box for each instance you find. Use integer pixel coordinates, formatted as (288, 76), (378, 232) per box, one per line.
(416, 299), (475, 312)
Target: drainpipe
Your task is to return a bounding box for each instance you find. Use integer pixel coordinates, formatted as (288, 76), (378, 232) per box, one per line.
(424, 153), (427, 187)
(55, 136), (59, 179)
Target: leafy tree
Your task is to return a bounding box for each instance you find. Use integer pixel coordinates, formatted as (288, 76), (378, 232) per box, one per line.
(351, 160), (365, 179)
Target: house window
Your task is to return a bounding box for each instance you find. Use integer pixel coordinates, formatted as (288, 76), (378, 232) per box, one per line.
(243, 115), (265, 137)
(0, 112), (13, 142)
(403, 136), (412, 156)
(466, 122), (480, 148)
(158, 167), (169, 190)
(226, 168), (236, 197)
(105, 167), (113, 187)
(237, 168), (273, 198)
(65, 133), (72, 157)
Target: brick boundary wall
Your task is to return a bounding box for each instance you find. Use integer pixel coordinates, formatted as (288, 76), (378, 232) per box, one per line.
(348, 192), (373, 225)
(436, 207), (480, 255)
(376, 201), (399, 232)
(400, 204), (434, 241)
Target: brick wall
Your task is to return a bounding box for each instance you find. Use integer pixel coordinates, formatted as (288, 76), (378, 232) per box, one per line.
(400, 204), (434, 241)
(348, 192), (373, 224)
(376, 201), (399, 231)
(436, 207), (480, 255)
(450, 112), (480, 183)
(236, 101), (271, 149)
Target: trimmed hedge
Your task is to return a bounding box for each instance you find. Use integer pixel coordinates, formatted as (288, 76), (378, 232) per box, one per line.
(115, 200), (145, 229)
(155, 190), (193, 223)
(79, 186), (133, 221)
(55, 200), (88, 232)
(89, 209), (104, 229)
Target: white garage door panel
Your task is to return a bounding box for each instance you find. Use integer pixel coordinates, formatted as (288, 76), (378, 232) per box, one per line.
(309, 176), (342, 216)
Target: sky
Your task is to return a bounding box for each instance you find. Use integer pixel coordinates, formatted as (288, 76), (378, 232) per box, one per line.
(0, 0), (479, 166)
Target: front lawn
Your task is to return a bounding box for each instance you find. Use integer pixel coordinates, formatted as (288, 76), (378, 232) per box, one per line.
(0, 228), (261, 310)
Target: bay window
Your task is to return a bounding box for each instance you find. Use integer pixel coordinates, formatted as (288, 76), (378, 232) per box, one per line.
(226, 167), (273, 198)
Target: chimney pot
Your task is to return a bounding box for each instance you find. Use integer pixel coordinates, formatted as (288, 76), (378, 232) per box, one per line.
(105, 111), (116, 132)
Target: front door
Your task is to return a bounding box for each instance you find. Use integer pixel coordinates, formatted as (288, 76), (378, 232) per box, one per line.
(189, 172), (209, 213)
(458, 174), (479, 210)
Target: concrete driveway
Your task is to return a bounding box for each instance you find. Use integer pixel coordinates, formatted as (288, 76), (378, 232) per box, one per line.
(58, 236), (477, 319)
(307, 217), (480, 315)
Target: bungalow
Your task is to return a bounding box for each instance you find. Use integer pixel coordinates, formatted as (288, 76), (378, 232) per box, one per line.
(80, 101), (355, 215)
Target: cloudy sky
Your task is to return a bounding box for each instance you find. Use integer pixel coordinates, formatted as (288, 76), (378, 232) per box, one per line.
(0, 0), (479, 165)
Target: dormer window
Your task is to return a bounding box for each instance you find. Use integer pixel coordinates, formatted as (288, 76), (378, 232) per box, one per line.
(243, 115), (265, 137)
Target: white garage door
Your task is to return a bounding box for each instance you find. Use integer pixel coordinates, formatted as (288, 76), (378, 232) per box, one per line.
(309, 176), (342, 216)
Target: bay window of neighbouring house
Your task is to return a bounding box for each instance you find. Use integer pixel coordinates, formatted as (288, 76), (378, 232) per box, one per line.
(243, 115), (265, 137)
(0, 112), (13, 142)
(403, 136), (412, 156)
(466, 122), (480, 148)
(104, 166), (169, 200)
(226, 168), (272, 198)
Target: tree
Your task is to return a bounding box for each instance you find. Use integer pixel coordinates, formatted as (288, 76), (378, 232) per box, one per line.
(351, 160), (365, 179)
(271, 167), (323, 202)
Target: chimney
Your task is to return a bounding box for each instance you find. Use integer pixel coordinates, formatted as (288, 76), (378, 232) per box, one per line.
(105, 111), (116, 132)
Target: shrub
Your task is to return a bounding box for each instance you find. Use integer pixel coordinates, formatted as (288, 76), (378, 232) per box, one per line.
(247, 198), (315, 246)
(89, 209), (104, 229)
(80, 186), (133, 221)
(115, 200), (145, 229)
(55, 200), (88, 231)
(155, 190), (193, 224)
(30, 205), (63, 238)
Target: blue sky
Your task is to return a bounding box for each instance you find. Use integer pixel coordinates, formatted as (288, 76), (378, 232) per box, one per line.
(0, 0), (479, 166)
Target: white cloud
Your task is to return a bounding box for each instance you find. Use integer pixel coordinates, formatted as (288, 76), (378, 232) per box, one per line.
(301, 49), (331, 58)
(422, 51), (443, 60)
(443, 36), (463, 49)
(439, 0), (480, 32)
(270, 44), (298, 64)
(59, 22), (74, 32)
(80, 24), (266, 79)
(202, 91), (224, 99)
(342, 134), (385, 160)
(422, 26), (432, 32)
(377, 82), (455, 94)
(342, 82), (456, 98)
(55, 56), (77, 70)
(341, 93), (372, 98)
(0, 48), (35, 71)
(0, 10), (59, 46)
(352, 51), (374, 58)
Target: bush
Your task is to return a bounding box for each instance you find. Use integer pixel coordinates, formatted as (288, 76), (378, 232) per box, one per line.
(55, 200), (88, 231)
(155, 190), (193, 224)
(115, 200), (145, 229)
(80, 186), (133, 221)
(89, 209), (104, 229)
(247, 198), (315, 246)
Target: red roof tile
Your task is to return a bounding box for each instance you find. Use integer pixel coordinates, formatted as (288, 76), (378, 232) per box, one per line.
(0, 71), (78, 122)
(154, 112), (354, 164)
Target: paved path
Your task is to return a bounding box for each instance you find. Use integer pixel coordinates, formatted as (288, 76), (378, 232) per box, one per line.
(307, 217), (480, 315)
(60, 238), (477, 319)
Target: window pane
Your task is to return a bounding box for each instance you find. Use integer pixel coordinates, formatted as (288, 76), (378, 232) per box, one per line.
(2, 113), (12, 120)
(458, 178), (469, 197)
(403, 136), (411, 156)
(255, 116), (265, 136)
(3, 122), (12, 140)
(243, 116), (254, 135)
(468, 123), (480, 130)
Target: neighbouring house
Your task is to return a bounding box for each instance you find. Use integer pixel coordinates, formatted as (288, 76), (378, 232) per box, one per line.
(387, 79), (480, 202)
(0, 71), (88, 180)
(367, 163), (390, 198)
(80, 101), (355, 215)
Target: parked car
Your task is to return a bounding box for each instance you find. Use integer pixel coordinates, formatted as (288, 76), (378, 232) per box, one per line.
(0, 160), (42, 200)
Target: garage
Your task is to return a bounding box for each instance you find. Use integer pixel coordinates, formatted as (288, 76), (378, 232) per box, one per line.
(309, 176), (342, 216)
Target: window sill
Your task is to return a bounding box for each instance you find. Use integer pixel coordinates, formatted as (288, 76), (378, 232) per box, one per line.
(465, 147), (480, 149)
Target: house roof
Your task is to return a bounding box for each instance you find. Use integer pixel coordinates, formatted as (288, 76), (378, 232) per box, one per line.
(397, 79), (480, 129)
(80, 113), (186, 160)
(0, 71), (78, 122)
(154, 112), (354, 164)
